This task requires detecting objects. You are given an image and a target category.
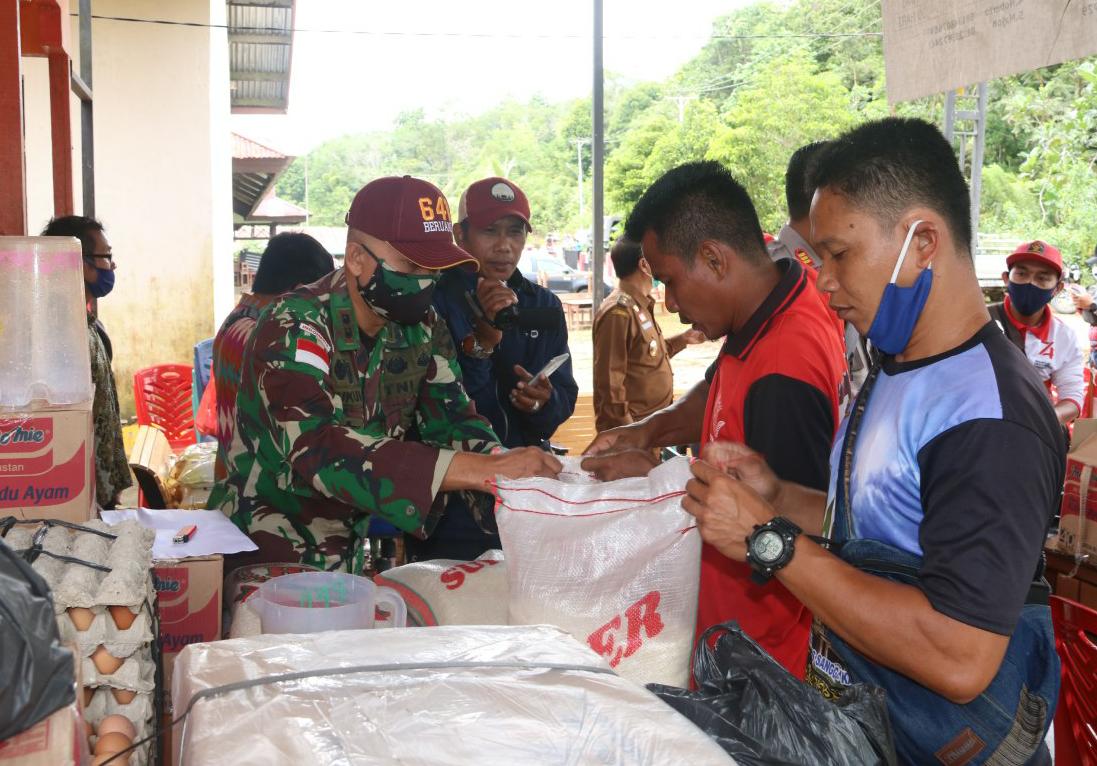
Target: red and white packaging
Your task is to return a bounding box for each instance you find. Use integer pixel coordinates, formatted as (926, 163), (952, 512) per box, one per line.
(154, 555), (223, 711)
(374, 550), (507, 626)
(495, 458), (700, 687)
(0, 408), (94, 523)
(1057, 419), (1097, 561)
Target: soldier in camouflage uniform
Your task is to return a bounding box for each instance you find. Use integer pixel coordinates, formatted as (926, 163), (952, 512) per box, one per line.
(209, 176), (561, 572)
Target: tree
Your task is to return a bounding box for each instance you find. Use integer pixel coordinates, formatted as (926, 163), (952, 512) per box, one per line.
(706, 53), (869, 230)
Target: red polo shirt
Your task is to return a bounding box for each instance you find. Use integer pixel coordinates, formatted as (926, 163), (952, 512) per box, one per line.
(700, 258), (848, 678)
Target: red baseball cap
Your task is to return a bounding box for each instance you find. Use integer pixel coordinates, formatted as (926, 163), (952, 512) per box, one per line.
(1007, 240), (1062, 277)
(346, 176), (476, 270)
(457, 177), (532, 231)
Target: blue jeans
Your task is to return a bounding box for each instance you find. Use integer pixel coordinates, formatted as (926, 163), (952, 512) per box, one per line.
(820, 539), (1058, 765)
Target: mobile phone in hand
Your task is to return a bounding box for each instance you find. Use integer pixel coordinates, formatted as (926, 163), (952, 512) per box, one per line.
(532, 353), (570, 382)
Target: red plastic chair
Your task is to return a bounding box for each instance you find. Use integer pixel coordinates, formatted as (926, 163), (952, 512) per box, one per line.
(133, 365), (197, 451)
(1050, 595), (1097, 766)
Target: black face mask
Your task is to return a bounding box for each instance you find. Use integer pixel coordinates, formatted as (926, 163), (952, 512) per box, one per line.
(358, 245), (439, 325)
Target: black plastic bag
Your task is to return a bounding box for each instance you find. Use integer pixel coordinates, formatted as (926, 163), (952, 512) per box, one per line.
(0, 537), (74, 740)
(648, 623), (896, 766)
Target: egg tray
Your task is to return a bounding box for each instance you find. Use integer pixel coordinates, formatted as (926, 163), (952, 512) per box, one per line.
(86, 688), (154, 766)
(1, 517), (167, 765)
(1, 519), (155, 611)
(57, 587), (157, 656)
(80, 645), (157, 694)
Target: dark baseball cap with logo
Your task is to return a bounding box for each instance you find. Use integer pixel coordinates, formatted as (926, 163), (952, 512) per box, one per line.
(457, 177), (533, 232)
(346, 176), (476, 270)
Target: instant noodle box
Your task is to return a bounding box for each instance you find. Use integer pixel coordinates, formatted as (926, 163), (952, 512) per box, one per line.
(0, 408), (94, 523)
(154, 554), (223, 712)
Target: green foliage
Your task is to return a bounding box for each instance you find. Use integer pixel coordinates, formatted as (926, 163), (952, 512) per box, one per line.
(705, 54), (865, 230)
(276, 0), (1097, 259)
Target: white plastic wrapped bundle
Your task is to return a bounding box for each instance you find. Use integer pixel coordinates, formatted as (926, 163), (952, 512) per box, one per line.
(496, 457), (701, 688)
(0, 237), (92, 408)
(172, 625), (734, 765)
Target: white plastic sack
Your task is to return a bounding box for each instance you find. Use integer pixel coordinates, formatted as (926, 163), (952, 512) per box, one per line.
(496, 457), (701, 688)
(374, 549), (507, 626)
(171, 625), (734, 766)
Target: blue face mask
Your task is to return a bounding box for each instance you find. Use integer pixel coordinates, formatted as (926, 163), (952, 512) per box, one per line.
(865, 220), (930, 356)
(86, 266), (115, 298)
(1006, 281), (1055, 317)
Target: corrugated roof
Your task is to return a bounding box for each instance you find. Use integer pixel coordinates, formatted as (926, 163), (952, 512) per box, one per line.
(232, 132), (294, 219)
(251, 195), (308, 220)
(232, 133), (287, 161)
(228, 0), (295, 113)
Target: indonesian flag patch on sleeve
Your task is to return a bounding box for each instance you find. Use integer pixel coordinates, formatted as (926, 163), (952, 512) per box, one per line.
(294, 336), (330, 374)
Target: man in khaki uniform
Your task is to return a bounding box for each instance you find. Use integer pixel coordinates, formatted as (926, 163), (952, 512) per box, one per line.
(593, 238), (703, 431)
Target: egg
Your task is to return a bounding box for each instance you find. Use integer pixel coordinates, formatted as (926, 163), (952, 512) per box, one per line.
(90, 645), (124, 676)
(110, 688), (137, 705)
(108, 605), (137, 630)
(82, 686), (96, 707)
(94, 731), (132, 756)
(68, 606), (96, 631)
(84, 719), (94, 738)
(92, 751), (130, 766)
(97, 714), (136, 741)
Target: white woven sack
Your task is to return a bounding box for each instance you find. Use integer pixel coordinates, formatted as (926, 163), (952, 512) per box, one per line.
(373, 550), (507, 626)
(496, 457), (700, 687)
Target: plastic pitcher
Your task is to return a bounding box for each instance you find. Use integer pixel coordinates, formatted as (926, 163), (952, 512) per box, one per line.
(0, 237), (93, 409)
(253, 572), (407, 634)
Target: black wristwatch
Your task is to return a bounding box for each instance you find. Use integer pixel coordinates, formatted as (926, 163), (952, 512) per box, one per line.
(746, 516), (802, 585)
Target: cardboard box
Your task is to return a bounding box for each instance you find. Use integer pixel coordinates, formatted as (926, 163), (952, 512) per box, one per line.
(0, 408), (93, 523)
(154, 554), (223, 711)
(0, 704), (82, 766)
(1056, 419), (1097, 560)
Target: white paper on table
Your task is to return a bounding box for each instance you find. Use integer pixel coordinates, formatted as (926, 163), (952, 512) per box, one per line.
(99, 508), (258, 559)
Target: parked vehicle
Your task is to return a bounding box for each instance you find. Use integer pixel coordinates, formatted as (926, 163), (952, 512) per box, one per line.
(518, 253), (611, 295)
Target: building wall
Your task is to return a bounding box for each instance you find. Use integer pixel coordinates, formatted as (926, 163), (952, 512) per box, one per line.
(23, 0), (235, 416)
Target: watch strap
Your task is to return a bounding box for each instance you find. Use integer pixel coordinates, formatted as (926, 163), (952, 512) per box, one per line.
(746, 515), (802, 584)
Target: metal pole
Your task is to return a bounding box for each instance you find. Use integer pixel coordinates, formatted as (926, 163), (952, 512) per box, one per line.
(79, 0), (94, 216)
(576, 139), (585, 218)
(592, 0), (605, 308)
(943, 90), (956, 142)
(969, 82), (988, 252)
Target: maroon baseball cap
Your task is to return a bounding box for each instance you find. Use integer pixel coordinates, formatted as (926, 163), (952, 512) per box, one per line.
(1007, 240), (1062, 277)
(346, 176), (476, 270)
(457, 177), (533, 231)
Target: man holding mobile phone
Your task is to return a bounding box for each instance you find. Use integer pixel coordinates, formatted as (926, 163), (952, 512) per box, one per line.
(423, 177), (579, 561)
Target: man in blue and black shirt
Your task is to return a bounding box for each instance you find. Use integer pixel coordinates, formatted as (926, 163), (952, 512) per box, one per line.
(682, 118), (1062, 764)
(414, 177), (578, 561)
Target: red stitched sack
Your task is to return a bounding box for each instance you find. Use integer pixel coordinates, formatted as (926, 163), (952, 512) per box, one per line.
(495, 457), (700, 687)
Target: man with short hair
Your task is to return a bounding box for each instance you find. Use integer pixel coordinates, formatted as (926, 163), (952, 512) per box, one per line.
(592, 237), (702, 432)
(583, 161), (848, 678)
(772, 140), (871, 392)
(209, 176), (560, 572)
(988, 240), (1084, 427)
(421, 177), (578, 561)
(41, 216), (132, 510)
(682, 118), (1061, 763)
(768, 141), (829, 269)
(209, 232), (335, 480)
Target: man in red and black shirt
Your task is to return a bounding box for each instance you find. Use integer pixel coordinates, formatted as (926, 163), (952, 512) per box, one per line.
(584, 161), (847, 677)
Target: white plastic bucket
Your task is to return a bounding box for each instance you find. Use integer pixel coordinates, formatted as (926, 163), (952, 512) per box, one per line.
(253, 572), (407, 635)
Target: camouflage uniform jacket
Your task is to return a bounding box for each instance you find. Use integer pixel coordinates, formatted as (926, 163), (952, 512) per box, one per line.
(208, 268), (501, 572)
(88, 314), (132, 507)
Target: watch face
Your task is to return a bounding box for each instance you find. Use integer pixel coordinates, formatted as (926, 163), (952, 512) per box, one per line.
(751, 529), (784, 565)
